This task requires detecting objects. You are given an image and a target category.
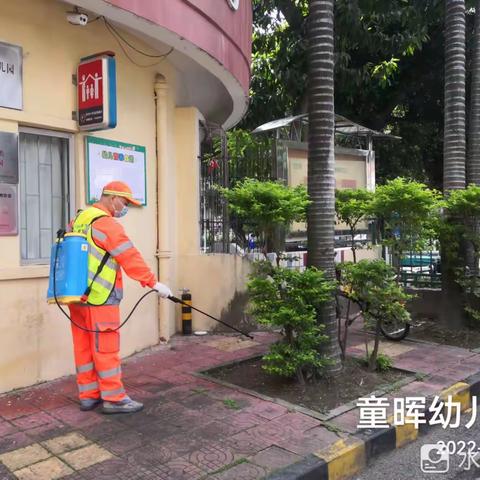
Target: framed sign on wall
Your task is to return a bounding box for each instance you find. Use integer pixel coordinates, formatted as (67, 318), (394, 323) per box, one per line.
(0, 183), (17, 236)
(85, 136), (146, 205)
(0, 42), (22, 110)
(0, 132), (18, 184)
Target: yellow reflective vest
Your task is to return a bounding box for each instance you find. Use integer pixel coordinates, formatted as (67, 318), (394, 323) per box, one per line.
(72, 207), (119, 306)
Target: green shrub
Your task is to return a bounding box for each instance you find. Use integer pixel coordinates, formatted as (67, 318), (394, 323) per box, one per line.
(247, 262), (335, 383)
(376, 353), (393, 372)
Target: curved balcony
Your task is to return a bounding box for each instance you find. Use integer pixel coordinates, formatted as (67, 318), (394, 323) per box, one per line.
(68, 0), (252, 128)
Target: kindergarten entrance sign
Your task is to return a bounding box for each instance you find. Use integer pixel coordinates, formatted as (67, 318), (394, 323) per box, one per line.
(86, 136), (146, 205)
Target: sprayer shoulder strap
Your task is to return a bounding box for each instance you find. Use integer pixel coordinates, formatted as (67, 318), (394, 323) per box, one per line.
(84, 215), (111, 296)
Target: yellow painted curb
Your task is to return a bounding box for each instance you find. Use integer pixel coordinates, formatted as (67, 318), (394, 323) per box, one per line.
(315, 437), (366, 480)
(440, 382), (471, 412)
(394, 421), (418, 448)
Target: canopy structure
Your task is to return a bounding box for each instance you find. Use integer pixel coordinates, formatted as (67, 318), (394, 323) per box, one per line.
(252, 113), (400, 142)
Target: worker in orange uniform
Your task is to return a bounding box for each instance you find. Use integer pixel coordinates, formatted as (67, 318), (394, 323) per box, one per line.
(67, 181), (172, 414)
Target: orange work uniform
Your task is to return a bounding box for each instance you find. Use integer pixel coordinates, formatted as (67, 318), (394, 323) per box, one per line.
(68, 203), (156, 402)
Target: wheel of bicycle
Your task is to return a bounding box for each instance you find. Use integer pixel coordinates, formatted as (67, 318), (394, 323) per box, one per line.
(380, 317), (410, 341)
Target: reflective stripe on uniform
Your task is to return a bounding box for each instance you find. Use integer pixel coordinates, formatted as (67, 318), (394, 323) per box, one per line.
(76, 362), (94, 374)
(91, 227), (107, 242)
(88, 271), (115, 291)
(88, 246), (118, 271)
(105, 288), (123, 305)
(98, 366), (121, 379)
(78, 381), (99, 392)
(110, 241), (134, 257)
(101, 387), (125, 399)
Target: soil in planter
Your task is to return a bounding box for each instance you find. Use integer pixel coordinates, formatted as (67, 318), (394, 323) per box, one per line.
(409, 317), (480, 350)
(208, 356), (411, 414)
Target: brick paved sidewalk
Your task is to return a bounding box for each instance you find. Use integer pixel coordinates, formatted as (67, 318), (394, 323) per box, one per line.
(1, 329), (480, 480)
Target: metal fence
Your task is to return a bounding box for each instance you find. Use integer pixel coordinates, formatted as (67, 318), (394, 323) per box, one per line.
(199, 123), (276, 254)
(384, 242), (442, 289)
(199, 124), (230, 253)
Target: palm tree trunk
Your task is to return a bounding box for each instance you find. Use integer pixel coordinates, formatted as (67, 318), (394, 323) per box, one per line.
(307, 0), (342, 374)
(466, 0), (480, 276)
(468, 0), (480, 188)
(444, 0), (466, 191)
(442, 0), (467, 328)
(464, 0), (480, 320)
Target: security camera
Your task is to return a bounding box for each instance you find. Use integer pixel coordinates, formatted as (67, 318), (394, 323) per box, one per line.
(67, 12), (89, 26)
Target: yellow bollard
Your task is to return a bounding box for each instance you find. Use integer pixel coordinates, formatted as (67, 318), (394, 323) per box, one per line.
(181, 289), (192, 335)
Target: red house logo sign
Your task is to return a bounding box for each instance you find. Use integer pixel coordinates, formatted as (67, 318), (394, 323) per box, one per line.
(77, 53), (117, 131)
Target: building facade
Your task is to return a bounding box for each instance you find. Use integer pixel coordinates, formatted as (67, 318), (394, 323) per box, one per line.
(0, 0), (252, 393)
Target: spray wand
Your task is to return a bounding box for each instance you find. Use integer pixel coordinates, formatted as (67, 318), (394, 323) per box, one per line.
(167, 296), (254, 339)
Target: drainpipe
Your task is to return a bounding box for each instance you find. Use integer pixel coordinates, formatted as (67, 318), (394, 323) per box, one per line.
(154, 74), (174, 340)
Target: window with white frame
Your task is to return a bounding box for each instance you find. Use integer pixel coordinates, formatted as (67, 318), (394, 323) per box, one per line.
(19, 129), (73, 264)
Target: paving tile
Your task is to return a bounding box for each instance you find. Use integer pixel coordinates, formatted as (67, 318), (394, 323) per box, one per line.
(0, 443), (50, 471)
(211, 461), (268, 480)
(161, 457), (207, 480)
(249, 445), (301, 472)
(134, 419), (190, 440)
(0, 420), (17, 437)
(30, 392), (72, 410)
(244, 401), (288, 420)
(270, 412), (322, 432)
(187, 443), (236, 473)
(100, 430), (148, 455)
(178, 393), (218, 410)
(161, 385), (200, 402)
(192, 420), (240, 440)
(226, 412), (268, 434)
(11, 412), (58, 431)
(42, 432), (90, 455)
(244, 421), (296, 445)
(79, 419), (128, 442)
(0, 396), (41, 421)
(205, 337), (260, 352)
(25, 421), (70, 443)
(49, 405), (103, 429)
(47, 379), (78, 397)
(14, 457), (73, 480)
(162, 436), (204, 458)
(225, 431), (272, 456)
(0, 462), (15, 479)
(328, 408), (361, 434)
(0, 432), (32, 454)
(274, 426), (342, 456)
(125, 441), (176, 467)
(59, 444), (113, 470)
(79, 457), (158, 480)
(365, 340), (416, 357)
(143, 400), (188, 418)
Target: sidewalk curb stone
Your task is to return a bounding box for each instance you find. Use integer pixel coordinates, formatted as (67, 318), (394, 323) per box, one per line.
(265, 374), (480, 480)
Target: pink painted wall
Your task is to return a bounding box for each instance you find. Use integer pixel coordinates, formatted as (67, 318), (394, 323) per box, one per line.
(105, 0), (252, 92)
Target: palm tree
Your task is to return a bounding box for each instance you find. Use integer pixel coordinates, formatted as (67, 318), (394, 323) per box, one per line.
(307, 0), (342, 374)
(444, 0), (466, 191)
(466, 0), (480, 275)
(442, 0), (467, 327)
(468, 0), (480, 188)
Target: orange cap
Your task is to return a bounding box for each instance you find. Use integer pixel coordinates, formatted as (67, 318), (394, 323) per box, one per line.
(102, 181), (142, 206)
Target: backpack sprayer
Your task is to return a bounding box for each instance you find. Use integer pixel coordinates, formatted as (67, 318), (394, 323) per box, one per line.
(47, 229), (253, 338)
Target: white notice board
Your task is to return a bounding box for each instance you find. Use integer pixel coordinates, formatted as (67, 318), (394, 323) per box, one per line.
(86, 136), (146, 205)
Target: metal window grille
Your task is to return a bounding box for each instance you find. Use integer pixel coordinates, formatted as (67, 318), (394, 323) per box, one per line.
(199, 123), (230, 253)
